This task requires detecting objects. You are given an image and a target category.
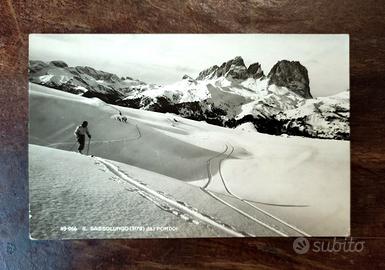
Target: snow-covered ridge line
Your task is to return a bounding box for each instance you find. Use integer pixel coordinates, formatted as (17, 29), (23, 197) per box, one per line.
(94, 157), (246, 237)
(29, 58), (349, 140)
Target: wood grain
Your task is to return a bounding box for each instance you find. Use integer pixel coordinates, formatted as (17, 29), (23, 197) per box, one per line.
(1, 0), (385, 269)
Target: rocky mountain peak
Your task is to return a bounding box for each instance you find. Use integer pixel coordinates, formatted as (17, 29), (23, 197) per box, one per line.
(29, 60), (49, 73)
(247, 62), (264, 79)
(67, 66), (121, 83)
(230, 56), (246, 66)
(219, 56), (248, 80)
(196, 56), (264, 81)
(49, 60), (68, 68)
(267, 60), (312, 99)
(196, 65), (219, 80)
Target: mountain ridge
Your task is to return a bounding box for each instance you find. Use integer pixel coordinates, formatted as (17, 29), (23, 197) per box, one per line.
(28, 57), (349, 140)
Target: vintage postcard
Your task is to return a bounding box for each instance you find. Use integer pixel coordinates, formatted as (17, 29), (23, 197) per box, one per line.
(28, 34), (350, 239)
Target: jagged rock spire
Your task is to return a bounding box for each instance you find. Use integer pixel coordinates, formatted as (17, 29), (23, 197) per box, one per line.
(267, 60), (312, 99)
(196, 56), (264, 81)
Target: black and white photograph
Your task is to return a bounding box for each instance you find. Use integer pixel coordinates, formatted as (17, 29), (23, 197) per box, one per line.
(28, 34), (350, 239)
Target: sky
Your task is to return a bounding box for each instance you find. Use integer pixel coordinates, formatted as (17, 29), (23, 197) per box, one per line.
(29, 34), (349, 97)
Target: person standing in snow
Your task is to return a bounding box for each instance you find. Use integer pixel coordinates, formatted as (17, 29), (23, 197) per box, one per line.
(74, 121), (91, 154)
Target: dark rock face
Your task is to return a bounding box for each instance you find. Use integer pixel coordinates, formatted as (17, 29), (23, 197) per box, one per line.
(267, 60), (312, 99)
(117, 96), (227, 126)
(220, 56), (249, 80)
(196, 65), (219, 80)
(49, 60), (68, 68)
(67, 66), (120, 83)
(197, 56), (249, 80)
(182, 74), (195, 80)
(226, 114), (349, 140)
(247, 63), (264, 79)
(82, 89), (124, 104)
(196, 56), (247, 80)
(29, 60), (49, 73)
(182, 74), (197, 84)
(196, 56), (265, 81)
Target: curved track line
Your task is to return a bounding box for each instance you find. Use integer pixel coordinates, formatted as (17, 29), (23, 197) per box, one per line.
(46, 102), (138, 148)
(238, 198), (310, 236)
(243, 199), (309, 208)
(218, 143), (311, 237)
(45, 124), (76, 141)
(218, 145), (309, 207)
(202, 144), (291, 236)
(95, 157), (246, 237)
(202, 145), (228, 189)
(218, 144), (235, 195)
(202, 189), (287, 236)
(46, 141), (76, 147)
(47, 124), (141, 148)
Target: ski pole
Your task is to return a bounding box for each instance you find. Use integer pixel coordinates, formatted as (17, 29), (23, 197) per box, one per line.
(86, 138), (91, 155)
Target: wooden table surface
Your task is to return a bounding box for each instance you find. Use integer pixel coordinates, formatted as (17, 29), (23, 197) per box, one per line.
(1, 0), (384, 269)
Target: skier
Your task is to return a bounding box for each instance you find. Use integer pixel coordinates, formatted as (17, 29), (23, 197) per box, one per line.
(74, 121), (91, 154)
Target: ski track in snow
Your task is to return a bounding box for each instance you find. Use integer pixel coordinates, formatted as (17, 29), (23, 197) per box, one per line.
(135, 190), (200, 225)
(202, 145), (229, 189)
(46, 105), (139, 149)
(45, 123), (76, 141)
(201, 143), (287, 236)
(101, 163), (202, 226)
(46, 123), (141, 148)
(202, 189), (280, 236)
(94, 157), (247, 237)
(216, 143), (311, 236)
(218, 144), (235, 195)
(201, 142), (310, 236)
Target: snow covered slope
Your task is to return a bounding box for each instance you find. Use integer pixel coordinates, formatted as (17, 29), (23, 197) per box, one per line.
(29, 83), (350, 237)
(29, 57), (349, 140)
(277, 90), (350, 139)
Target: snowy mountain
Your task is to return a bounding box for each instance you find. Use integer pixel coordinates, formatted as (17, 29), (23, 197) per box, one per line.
(29, 60), (152, 103)
(29, 57), (349, 140)
(196, 56), (264, 80)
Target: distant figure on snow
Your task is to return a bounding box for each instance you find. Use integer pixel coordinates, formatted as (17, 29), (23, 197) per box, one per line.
(74, 121), (91, 154)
